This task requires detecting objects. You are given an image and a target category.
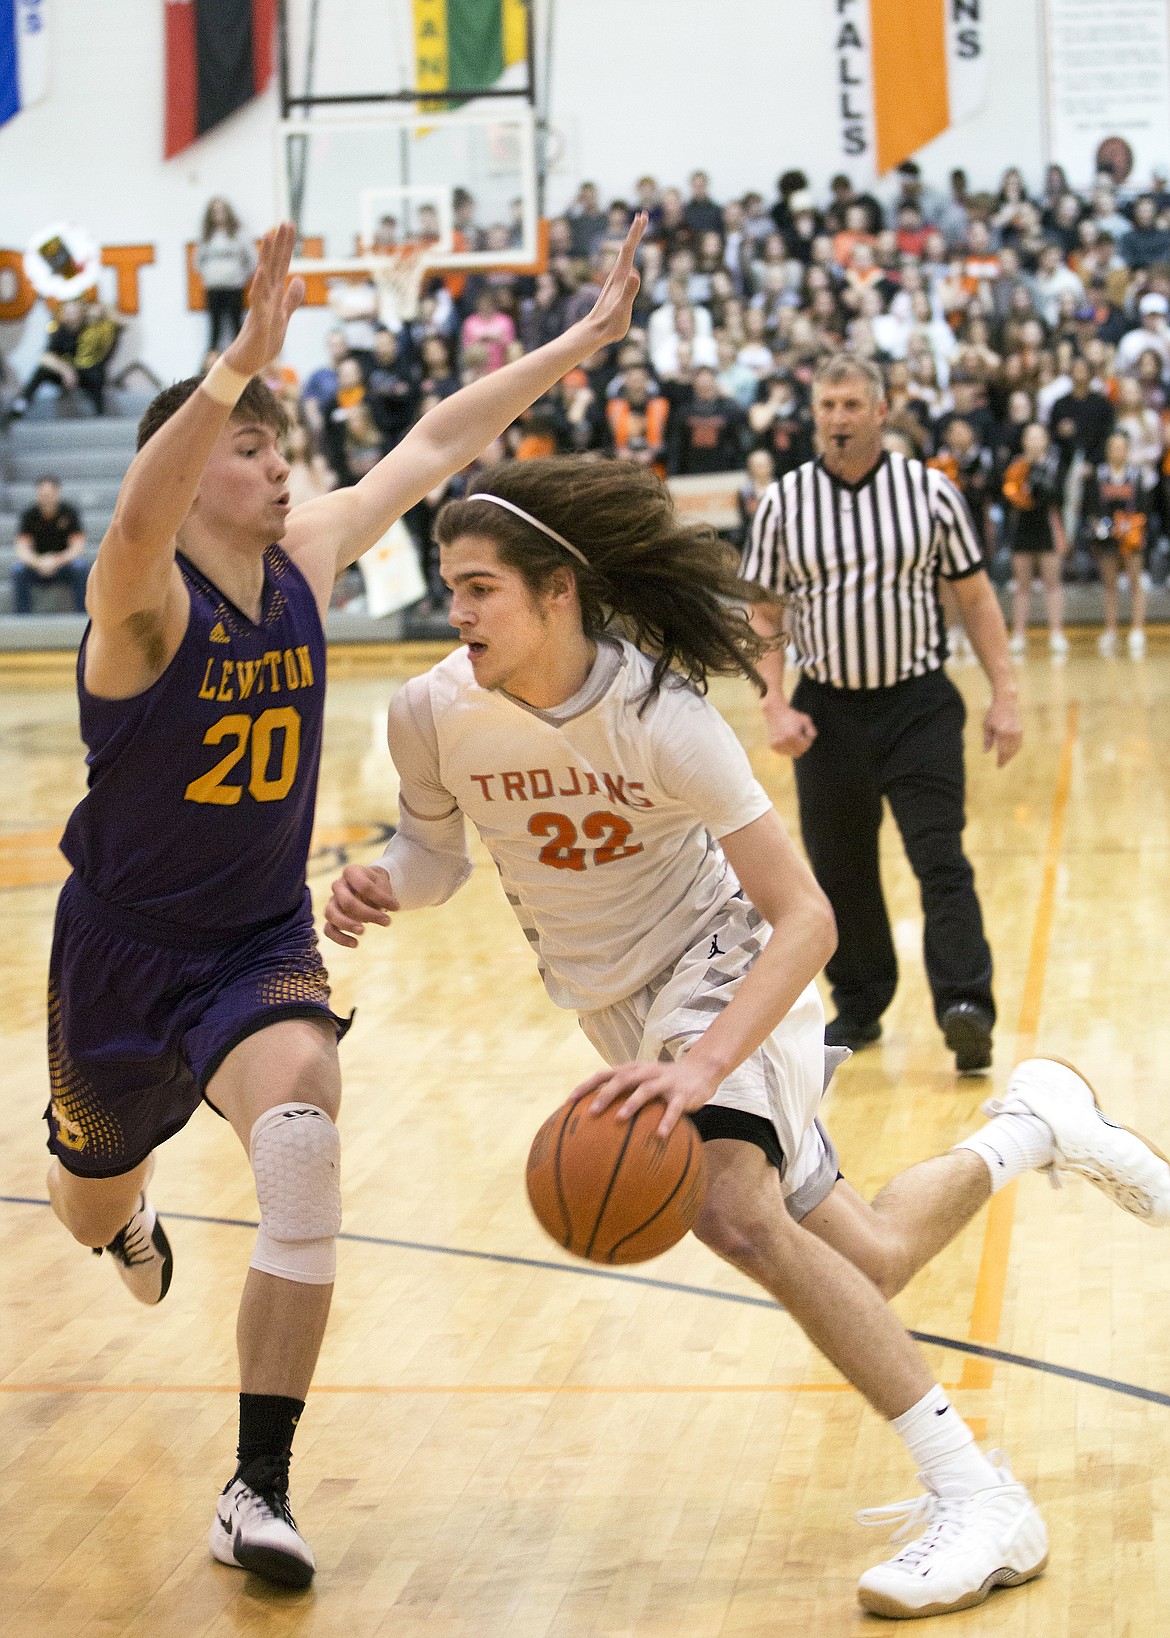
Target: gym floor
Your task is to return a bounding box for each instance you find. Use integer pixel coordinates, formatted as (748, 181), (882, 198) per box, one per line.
(2, 634), (1168, 1636)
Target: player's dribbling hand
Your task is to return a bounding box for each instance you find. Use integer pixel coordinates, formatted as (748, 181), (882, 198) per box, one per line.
(576, 1056), (721, 1141)
(581, 213), (648, 347)
(322, 863), (399, 948)
(222, 222), (306, 380)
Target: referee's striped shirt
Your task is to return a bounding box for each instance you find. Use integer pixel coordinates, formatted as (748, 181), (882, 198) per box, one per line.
(742, 451), (984, 690)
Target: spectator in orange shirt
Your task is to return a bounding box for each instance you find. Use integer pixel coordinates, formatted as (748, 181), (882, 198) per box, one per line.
(607, 364), (670, 474)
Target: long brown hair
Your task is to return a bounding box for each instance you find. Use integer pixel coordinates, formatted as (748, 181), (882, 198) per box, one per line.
(434, 457), (780, 708)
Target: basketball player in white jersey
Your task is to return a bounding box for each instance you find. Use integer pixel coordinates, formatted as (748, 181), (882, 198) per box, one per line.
(323, 456), (1170, 1620)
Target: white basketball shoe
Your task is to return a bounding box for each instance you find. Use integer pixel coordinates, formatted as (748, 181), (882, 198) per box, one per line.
(992, 1057), (1170, 1223)
(857, 1453), (1047, 1618)
(95, 1157), (173, 1305)
(209, 1472), (316, 1588)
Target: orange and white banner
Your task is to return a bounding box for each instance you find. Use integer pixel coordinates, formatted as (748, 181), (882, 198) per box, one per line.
(835, 0), (987, 177)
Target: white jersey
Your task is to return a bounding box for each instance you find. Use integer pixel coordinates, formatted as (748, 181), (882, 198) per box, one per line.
(387, 639), (773, 1012)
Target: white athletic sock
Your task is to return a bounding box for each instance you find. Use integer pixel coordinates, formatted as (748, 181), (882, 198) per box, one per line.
(954, 1109), (1055, 1192)
(891, 1386), (1002, 1498)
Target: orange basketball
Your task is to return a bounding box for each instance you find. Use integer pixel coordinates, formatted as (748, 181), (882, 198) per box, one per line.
(525, 1095), (708, 1264)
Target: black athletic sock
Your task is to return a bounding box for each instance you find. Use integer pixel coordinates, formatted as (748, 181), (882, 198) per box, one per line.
(234, 1392), (305, 1495)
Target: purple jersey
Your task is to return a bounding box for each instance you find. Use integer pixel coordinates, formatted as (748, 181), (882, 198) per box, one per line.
(60, 545), (326, 937)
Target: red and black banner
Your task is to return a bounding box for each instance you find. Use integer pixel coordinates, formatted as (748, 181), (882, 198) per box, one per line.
(165, 0), (276, 159)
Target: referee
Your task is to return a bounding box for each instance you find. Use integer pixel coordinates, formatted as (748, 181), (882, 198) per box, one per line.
(743, 354), (1022, 1073)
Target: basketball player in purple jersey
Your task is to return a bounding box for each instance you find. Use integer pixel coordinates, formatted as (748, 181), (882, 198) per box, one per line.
(43, 219), (645, 1588)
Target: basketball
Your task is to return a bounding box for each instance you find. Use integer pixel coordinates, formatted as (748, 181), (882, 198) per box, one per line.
(526, 1095), (708, 1264)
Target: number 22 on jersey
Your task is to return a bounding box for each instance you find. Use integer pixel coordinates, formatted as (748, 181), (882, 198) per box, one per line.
(529, 810), (644, 872)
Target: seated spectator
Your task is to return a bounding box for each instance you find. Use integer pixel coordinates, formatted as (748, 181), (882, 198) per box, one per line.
(895, 204), (930, 258)
(684, 171), (723, 237)
(607, 363), (669, 473)
(13, 477), (88, 613)
(648, 279), (716, 377)
(71, 299), (123, 416)
(518, 272), (568, 352)
(782, 191), (820, 263)
(460, 288), (516, 372)
(935, 372), (998, 451)
(666, 365), (748, 475)
(341, 401), (384, 480)
(747, 372), (814, 475)
(1002, 421), (1068, 653)
(300, 328), (348, 449)
(1117, 293), (1170, 375)
(417, 334), (460, 400)
(832, 204), (875, 272)
(365, 327), (419, 450)
(1119, 197), (1170, 269)
(283, 421), (335, 507)
(1085, 428), (1150, 654)
(322, 355), (370, 484)
(568, 181), (608, 259)
(737, 448), (776, 546)
(963, 220), (1001, 291)
(716, 335), (759, 408)
(9, 300), (86, 419)
(1033, 243), (1084, 328)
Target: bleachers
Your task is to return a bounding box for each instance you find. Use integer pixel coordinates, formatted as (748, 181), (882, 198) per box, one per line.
(0, 411), (136, 617)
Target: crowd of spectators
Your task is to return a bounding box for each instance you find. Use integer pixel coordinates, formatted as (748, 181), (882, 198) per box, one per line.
(270, 159), (1170, 634)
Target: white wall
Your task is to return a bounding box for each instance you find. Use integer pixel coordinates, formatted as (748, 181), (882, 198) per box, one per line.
(1, 0), (1051, 390)
(541, 0), (1048, 210)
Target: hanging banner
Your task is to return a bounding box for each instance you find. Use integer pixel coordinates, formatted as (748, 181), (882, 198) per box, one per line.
(0, 0), (50, 130)
(833, 0), (987, 177)
(1045, 0), (1170, 186)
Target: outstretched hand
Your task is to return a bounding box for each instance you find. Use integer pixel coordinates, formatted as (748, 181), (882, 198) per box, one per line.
(222, 222), (306, 380)
(582, 212), (647, 348)
(323, 863), (399, 948)
(571, 1053), (720, 1141)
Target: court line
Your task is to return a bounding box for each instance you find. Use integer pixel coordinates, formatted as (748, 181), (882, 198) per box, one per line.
(960, 698), (1079, 1392)
(0, 1381), (857, 1397)
(5, 1192), (1167, 1410)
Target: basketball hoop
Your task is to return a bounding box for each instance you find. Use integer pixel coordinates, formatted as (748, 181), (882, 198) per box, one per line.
(364, 243), (431, 326)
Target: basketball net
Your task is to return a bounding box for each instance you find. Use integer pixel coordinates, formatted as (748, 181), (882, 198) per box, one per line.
(363, 242), (430, 327)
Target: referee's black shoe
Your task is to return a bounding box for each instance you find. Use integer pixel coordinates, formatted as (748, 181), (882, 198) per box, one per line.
(825, 1015), (882, 1052)
(942, 1002), (993, 1074)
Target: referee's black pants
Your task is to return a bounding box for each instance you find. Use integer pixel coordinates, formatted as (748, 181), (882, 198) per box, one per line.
(791, 668), (995, 1030)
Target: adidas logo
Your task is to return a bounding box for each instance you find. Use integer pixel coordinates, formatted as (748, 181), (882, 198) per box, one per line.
(209, 621), (230, 644)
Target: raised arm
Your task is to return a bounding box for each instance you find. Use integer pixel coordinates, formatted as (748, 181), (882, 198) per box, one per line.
(86, 225), (304, 633)
(283, 215), (648, 588)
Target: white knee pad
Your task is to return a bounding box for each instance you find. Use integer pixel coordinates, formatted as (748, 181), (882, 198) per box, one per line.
(249, 1102), (341, 1285)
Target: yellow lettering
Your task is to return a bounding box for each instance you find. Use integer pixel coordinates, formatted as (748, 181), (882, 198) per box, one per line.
(216, 660), (235, 702)
(295, 645), (314, 687)
(235, 658), (261, 699)
(264, 651), (282, 691)
(198, 658), (218, 700)
(283, 649), (300, 690)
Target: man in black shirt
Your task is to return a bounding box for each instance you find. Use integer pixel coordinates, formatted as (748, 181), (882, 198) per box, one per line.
(667, 367), (748, 475)
(14, 477), (88, 613)
(748, 373), (815, 476)
(364, 328), (419, 452)
(1049, 357), (1114, 470)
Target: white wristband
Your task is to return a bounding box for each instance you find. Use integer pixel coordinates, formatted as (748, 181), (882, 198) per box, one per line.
(199, 358), (251, 408)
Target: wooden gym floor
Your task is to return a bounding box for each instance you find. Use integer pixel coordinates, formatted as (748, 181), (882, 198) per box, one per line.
(1, 634), (1169, 1637)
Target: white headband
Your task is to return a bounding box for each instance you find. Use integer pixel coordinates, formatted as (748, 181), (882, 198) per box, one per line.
(472, 493), (590, 567)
